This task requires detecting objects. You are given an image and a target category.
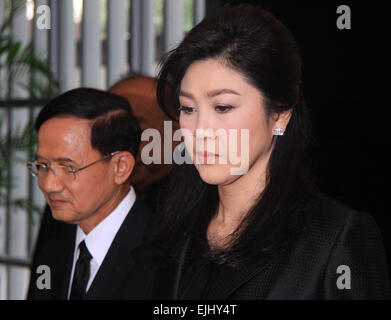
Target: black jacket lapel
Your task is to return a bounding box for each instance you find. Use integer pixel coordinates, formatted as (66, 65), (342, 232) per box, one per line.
(55, 231), (76, 299)
(85, 198), (149, 299)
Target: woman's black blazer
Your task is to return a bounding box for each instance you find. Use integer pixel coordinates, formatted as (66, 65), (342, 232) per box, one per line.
(152, 194), (390, 299)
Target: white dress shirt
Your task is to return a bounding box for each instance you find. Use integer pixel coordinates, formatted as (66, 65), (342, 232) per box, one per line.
(67, 186), (136, 299)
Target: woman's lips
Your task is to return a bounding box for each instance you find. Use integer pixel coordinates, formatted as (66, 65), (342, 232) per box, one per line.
(196, 151), (219, 164)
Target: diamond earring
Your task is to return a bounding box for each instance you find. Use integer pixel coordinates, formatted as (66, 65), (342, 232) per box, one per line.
(273, 128), (284, 136)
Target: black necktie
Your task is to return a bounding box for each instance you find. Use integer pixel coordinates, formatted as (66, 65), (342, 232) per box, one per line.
(69, 240), (92, 300)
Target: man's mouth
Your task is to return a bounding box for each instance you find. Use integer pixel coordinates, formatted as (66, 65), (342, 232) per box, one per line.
(48, 198), (68, 207)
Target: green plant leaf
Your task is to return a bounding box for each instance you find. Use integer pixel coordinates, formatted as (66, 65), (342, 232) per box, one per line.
(0, 0), (59, 217)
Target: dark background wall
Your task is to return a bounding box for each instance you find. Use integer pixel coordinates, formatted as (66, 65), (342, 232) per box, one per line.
(205, 0), (390, 277)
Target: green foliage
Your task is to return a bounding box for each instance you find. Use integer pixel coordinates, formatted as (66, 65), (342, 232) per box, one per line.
(0, 0), (59, 217)
(0, 118), (36, 207)
(0, 0), (59, 99)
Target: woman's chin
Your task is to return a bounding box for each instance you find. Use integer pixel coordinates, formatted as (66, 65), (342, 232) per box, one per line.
(196, 164), (241, 186)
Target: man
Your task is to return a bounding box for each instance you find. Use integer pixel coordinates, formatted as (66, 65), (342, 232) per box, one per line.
(27, 88), (153, 299)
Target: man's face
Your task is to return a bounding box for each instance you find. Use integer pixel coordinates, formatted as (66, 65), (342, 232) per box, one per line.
(36, 116), (119, 231)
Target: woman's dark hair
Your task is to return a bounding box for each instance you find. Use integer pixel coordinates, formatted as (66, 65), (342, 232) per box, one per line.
(154, 4), (317, 267)
(35, 87), (141, 158)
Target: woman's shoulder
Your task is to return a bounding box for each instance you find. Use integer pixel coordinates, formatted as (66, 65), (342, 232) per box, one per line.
(293, 193), (390, 299)
(292, 192), (388, 274)
(302, 192), (380, 240)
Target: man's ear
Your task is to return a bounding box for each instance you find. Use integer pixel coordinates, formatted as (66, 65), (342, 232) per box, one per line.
(272, 108), (293, 132)
(112, 151), (136, 185)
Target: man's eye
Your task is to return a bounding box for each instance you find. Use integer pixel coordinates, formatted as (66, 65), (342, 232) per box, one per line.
(60, 164), (75, 173)
(179, 106), (196, 114)
(37, 163), (48, 170)
(215, 105), (234, 113)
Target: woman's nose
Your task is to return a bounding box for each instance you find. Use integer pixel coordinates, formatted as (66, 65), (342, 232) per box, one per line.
(194, 108), (216, 138)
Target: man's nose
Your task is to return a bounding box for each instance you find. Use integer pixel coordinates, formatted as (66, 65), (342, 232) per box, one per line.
(38, 170), (65, 193)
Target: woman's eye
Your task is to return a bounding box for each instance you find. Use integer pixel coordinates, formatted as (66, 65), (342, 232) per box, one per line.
(215, 105), (234, 113)
(179, 106), (196, 114)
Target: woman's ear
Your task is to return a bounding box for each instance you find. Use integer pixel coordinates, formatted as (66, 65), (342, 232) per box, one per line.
(272, 109), (293, 132)
(112, 152), (136, 185)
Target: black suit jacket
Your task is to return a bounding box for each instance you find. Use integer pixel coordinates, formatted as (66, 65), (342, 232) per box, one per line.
(27, 198), (154, 300)
(153, 194), (390, 299)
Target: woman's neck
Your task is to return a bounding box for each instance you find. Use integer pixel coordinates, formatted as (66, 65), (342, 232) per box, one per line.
(207, 154), (270, 247)
(217, 166), (266, 224)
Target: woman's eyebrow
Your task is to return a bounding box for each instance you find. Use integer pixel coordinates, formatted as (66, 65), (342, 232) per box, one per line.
(206, 88), (241, 97)
(179, 88), (241, 99)
(179, 90), (194, 99)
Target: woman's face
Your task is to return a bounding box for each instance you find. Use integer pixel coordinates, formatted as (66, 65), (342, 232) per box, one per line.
(179, 58), (283, 186)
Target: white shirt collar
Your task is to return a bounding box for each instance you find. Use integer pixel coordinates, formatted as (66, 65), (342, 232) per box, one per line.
(74, 186), (136, 266)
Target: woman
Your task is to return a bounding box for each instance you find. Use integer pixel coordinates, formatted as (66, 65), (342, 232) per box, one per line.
(151, 4), (390, 299)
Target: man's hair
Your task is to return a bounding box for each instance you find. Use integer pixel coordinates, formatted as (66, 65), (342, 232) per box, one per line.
(35, 88), (141, 158)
